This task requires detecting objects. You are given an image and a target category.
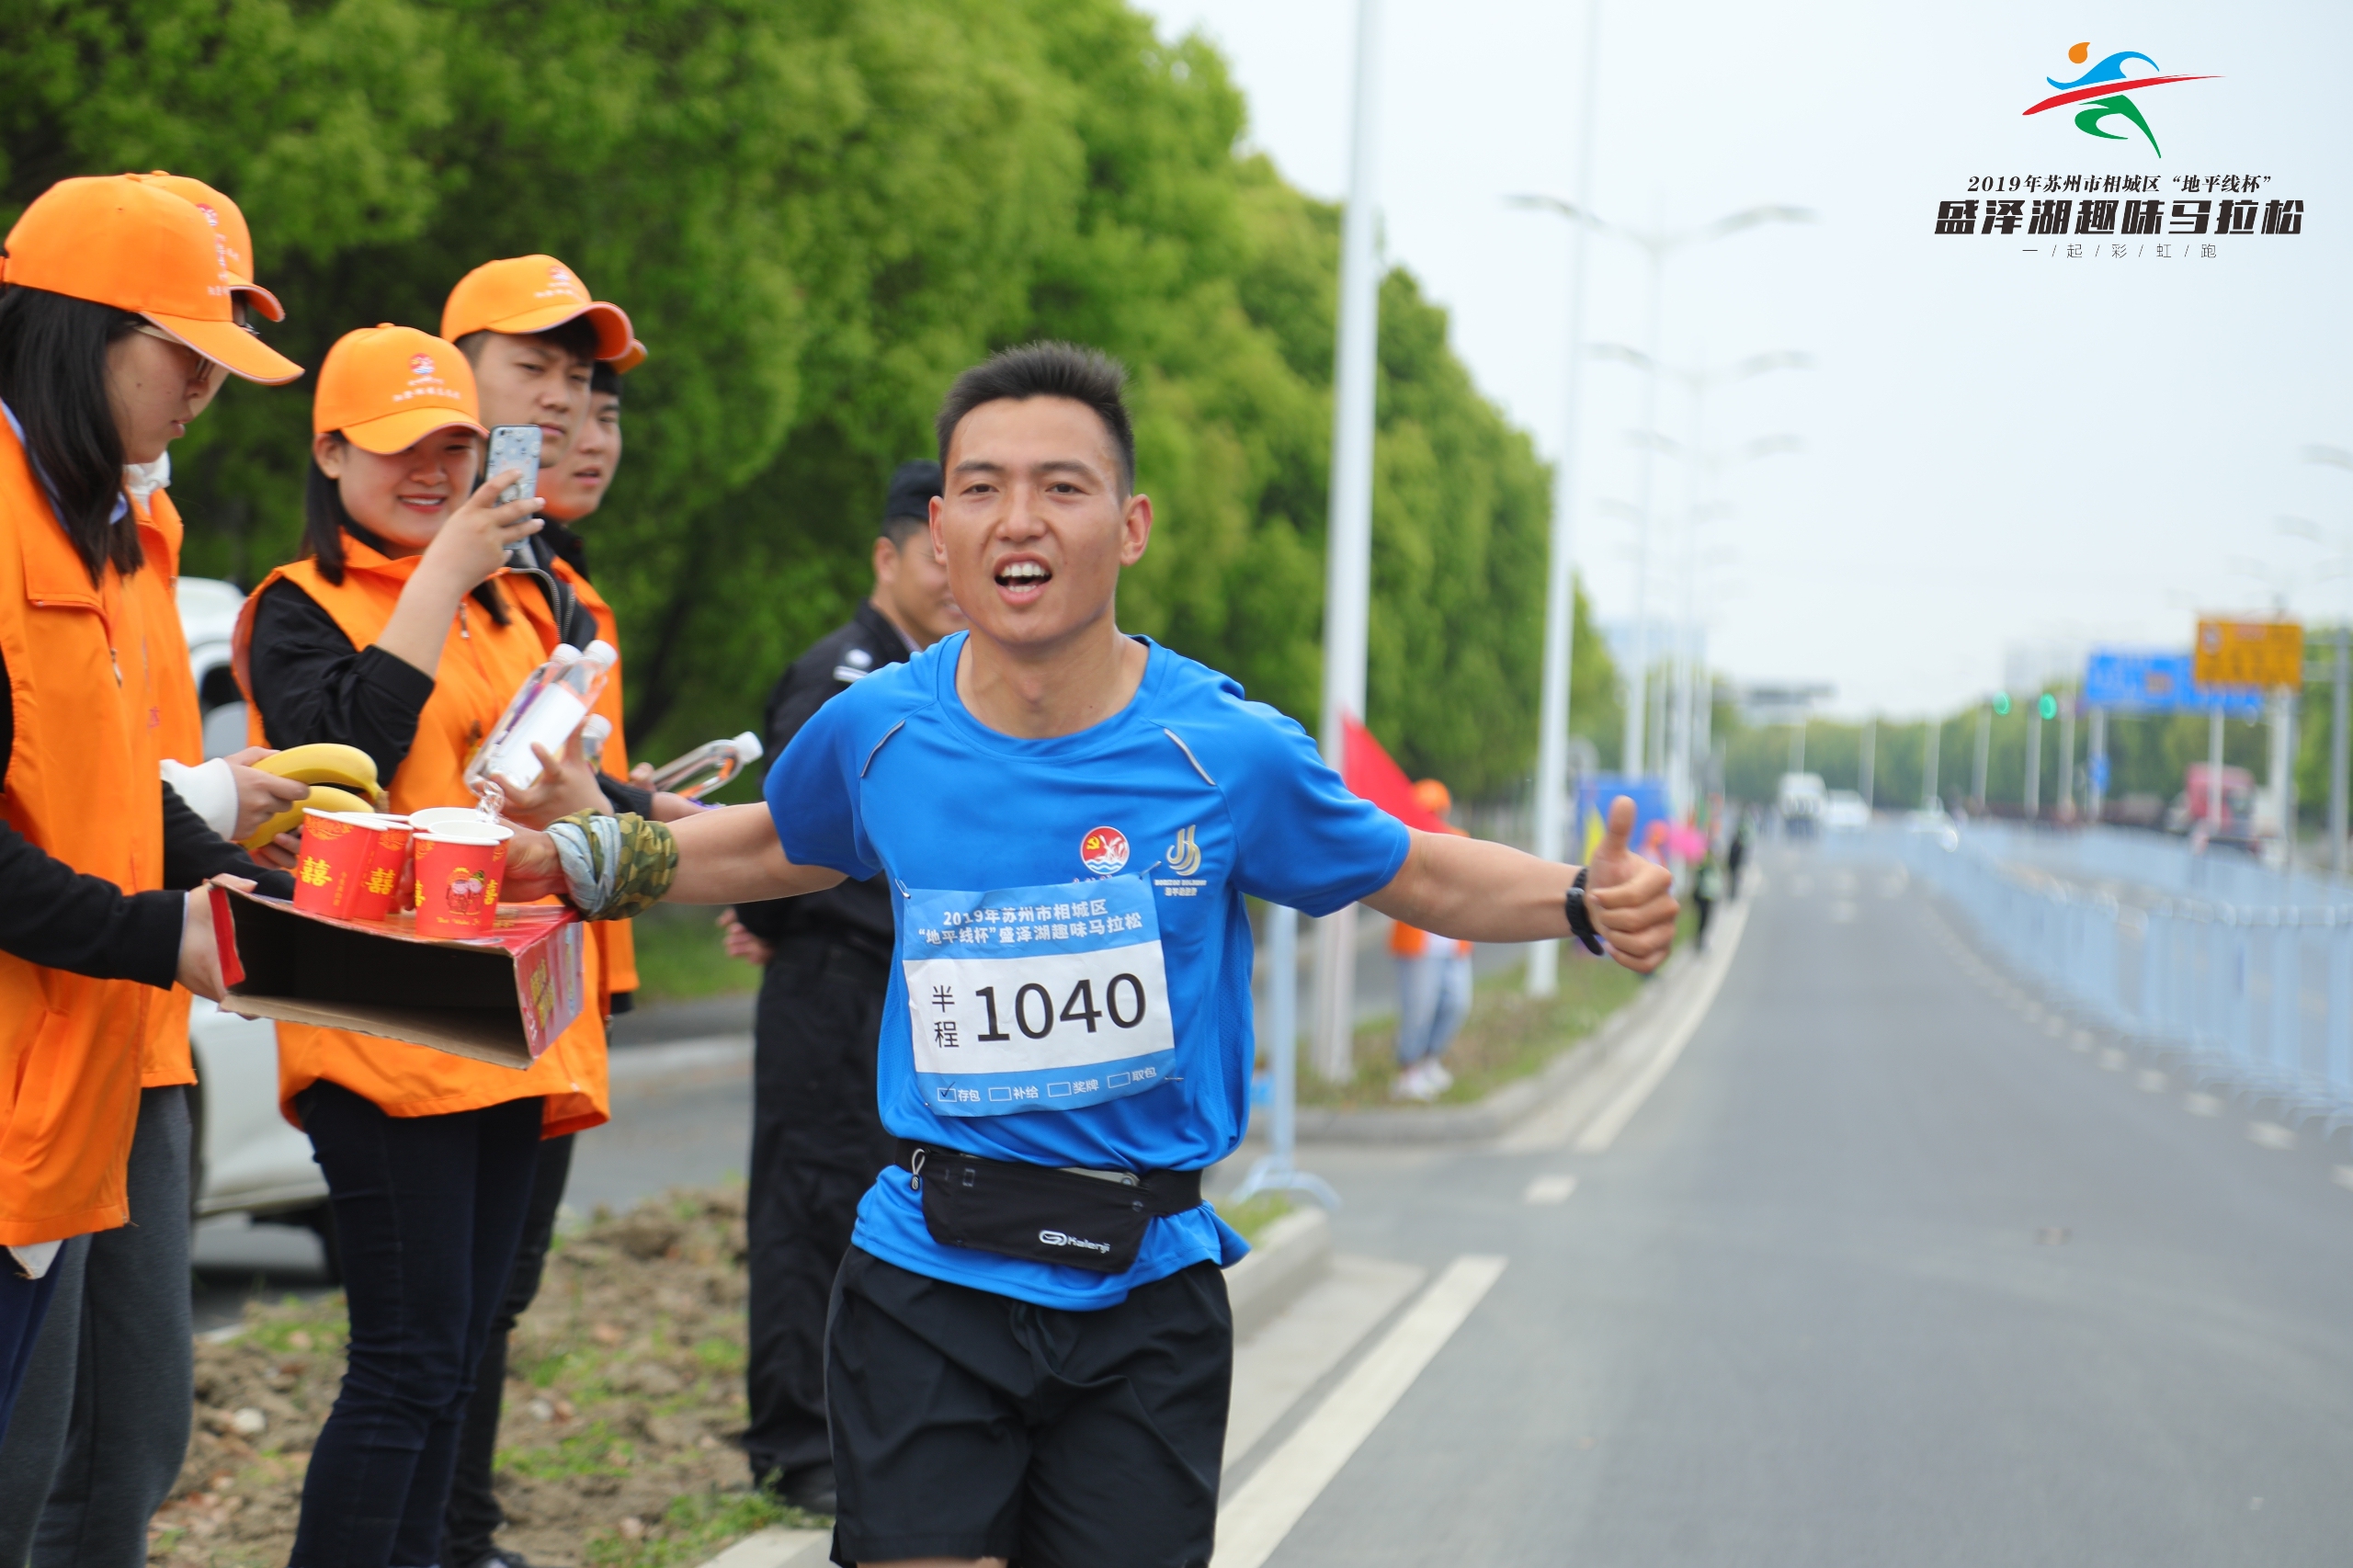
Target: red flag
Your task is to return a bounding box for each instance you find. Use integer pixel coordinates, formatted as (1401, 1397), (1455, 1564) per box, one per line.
(1340, 714), (1451, 835)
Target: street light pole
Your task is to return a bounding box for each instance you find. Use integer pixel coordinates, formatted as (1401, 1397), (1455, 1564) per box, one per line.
(1922, 715), (1940, 811)
(1972, 702), (1991, 811)
(1518, 0), (1603, 1000)
(2024, 698), (2043, 819)
(1313, 0), (1383, 1082)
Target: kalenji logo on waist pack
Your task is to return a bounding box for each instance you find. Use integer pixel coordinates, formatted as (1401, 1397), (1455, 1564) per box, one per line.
(1038, 1230), (1111, 1256)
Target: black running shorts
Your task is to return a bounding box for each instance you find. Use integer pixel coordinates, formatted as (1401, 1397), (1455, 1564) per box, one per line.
(824, 1245), (1233, 1568)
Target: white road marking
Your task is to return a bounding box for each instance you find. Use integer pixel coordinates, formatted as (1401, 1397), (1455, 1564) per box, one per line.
(2333, 1166), (2353, 1193)
(2044, 1018), (2068, 1039)
(2185, 1093), (2223, 1117)
(2070, 1028), (2094, 1048)
(2097, 1048), (2126, 1071)
(1574, 929), (1745, 1154)
(2248, 1121), (2296, 1152)
(1829, 902), (1858, 923)
(2137, 1070), (2168, 1093)
(1224, 1256), (1427, 1469)
(1522, 1173), (1577, 1205)
(1506, 901), (1750, 1153)
(1213, 1256), (1508, 1568)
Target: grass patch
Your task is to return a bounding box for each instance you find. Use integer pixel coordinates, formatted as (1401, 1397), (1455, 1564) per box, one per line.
(586, 1490), (824, 1568)
(1214, 1190), (1296, 1245)
(627, 903), (757, 1006)
(1295, 911), (1697, 1110)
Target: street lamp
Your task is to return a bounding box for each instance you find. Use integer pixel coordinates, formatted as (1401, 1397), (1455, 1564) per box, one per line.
(1513, 200), (1813, 790)
(1498, 0), (1604, 1000)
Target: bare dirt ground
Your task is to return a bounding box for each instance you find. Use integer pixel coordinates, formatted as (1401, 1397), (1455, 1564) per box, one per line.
(152, 1183), (822, 1568)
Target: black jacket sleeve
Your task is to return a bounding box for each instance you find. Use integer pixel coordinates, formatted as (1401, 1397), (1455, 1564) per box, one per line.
(160, 783), (296, 899)
(0, 812), (185, 987)
(246, 577), (438, 780)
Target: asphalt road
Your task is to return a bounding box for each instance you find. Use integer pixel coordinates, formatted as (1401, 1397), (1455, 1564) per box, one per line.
(1255, 841), (2353, 1567)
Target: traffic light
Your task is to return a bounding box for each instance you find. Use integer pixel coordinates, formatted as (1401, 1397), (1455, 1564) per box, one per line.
(2038, 693), (2058, 721)
(1991, 691), (2011, 716)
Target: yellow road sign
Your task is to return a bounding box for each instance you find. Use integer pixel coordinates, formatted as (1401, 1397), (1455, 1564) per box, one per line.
(2194, 619), (2302, 690)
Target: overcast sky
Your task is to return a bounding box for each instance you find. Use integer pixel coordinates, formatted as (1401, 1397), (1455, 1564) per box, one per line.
(1135, 0), (2353, 719)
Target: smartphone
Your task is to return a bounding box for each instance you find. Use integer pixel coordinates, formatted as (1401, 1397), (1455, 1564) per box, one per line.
(485, 425), (541, 508)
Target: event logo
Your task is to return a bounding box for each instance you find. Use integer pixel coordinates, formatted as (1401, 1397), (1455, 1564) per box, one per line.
(409, 353), (436, 377)
(2022, 41), (2216, 159)
(194, 202), (220, 229)
(1080, 826), (1130, 876)
(1165, 824), (1201, 877)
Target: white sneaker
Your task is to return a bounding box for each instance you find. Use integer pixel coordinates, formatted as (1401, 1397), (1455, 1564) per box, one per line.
(1424, 1060), (1454, 1094)
(1390, 1062), (1428, 1100)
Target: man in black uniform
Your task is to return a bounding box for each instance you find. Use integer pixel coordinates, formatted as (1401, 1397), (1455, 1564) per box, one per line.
(723, 460), (963, 1510)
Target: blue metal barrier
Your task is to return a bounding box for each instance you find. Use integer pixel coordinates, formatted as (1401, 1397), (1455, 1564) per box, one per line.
(1902, 824), (2353, 1128)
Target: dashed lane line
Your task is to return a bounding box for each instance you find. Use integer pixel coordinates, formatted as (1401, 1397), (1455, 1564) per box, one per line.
(1522, 1173), (1577, 1205)
(1212, 1256), (1509, 1568)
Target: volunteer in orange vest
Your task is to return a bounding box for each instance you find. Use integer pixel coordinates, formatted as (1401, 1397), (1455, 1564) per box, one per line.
(438, 337), (675, 1568)
(1388, 778), (1473, 1103)
(0, 171), (313, 1568)
(233, 324), (611, 1568)
(0, 175), (301, 1443)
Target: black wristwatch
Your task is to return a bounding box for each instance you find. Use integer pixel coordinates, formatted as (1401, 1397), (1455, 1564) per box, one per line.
(1564, 867), (1605, 955)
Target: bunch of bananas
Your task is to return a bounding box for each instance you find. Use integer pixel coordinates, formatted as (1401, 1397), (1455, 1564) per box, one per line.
(238, 744), (389, 850)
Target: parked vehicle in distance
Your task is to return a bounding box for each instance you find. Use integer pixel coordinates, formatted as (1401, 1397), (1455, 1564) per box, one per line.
(2164, 763), (2256, 841)
(1778, 772), (1826, 837)
(179, 577), (333, 1246)
(1824, 790), (1870, 832)
(1904, 805), (1960, 850)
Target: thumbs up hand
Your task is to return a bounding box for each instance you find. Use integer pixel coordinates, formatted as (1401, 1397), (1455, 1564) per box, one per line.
(1586, 795), (1677, 972)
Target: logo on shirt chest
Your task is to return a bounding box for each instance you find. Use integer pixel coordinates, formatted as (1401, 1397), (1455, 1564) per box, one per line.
(1080, 825), (1130, 876)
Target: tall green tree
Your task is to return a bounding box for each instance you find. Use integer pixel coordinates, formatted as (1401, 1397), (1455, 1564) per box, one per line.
(0, 0), (1608, 799)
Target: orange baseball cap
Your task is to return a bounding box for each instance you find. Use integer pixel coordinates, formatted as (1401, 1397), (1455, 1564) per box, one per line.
(1, 175), (300, 383)
(127, 172), (275, 313)
(313, 325), (486, 455)
(609, 337), (649, 376)
(440, 255), (632, 361)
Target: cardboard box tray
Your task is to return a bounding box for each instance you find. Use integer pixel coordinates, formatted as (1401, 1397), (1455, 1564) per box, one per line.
(211, 886), (586, 1068)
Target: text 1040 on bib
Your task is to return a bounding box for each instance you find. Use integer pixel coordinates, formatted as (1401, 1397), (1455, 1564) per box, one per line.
(900, 876), (1176, 1117)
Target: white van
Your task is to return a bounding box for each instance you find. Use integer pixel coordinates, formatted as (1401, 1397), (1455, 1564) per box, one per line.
(177, 577), (333, 1240)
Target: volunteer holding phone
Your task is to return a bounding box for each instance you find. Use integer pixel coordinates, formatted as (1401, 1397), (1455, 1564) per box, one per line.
(233, 324), (613, 1568)
(0, 175), (301, 1443)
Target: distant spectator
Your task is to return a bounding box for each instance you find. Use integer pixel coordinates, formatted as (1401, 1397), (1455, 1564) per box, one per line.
(1390, 779), (1473, 1101)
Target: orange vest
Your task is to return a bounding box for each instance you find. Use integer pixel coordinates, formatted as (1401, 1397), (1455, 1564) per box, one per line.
(129, 487), (200, 1088)
(0, 419), (165, 1245)
(515, 556), (637, 997)
(233, 536), (607, 1138)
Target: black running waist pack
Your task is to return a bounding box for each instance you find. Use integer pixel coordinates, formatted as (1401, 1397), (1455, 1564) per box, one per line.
(895, 1140), (1205, 1275)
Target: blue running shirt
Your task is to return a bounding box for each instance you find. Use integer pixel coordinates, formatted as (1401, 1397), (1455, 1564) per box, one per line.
(763, 634), (1411, 1308)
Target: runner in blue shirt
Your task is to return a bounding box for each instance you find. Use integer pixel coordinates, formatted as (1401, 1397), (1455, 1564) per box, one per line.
(515, 342), (1677, 1568)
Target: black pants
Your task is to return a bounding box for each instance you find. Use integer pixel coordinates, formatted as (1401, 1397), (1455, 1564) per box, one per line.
(1695, 892), (1714, 949)
(744, 934), (896, 1485)
(826, 1249), (1232, 1568)
(442, 1133), (574, 1567)
(289, 1083), (543, 1568)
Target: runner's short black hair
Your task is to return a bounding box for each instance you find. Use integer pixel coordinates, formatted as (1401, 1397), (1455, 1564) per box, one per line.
(935, 342), (1133, 494)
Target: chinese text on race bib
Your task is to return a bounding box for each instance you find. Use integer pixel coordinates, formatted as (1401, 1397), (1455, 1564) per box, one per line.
(900, 876), (1176, 1117)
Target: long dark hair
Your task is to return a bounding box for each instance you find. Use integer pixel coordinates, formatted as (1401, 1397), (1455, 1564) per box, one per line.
(0, 285), (149, 585)
(303, 434), (510, 625)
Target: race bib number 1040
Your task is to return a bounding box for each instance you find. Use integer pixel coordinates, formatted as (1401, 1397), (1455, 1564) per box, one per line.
(900, 875), (1177, 1117)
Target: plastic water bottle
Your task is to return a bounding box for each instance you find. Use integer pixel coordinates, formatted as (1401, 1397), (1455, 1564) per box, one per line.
(466, 640), (618, 797)
(579, 714), (613, 773)
(647, 731), (765, 801)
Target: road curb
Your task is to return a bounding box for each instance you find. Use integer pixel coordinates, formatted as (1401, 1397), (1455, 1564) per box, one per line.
(695, 1527), (830, 1568)
(1289, 949), (1696, 1145)
(1225, 1205), (1334, 1339)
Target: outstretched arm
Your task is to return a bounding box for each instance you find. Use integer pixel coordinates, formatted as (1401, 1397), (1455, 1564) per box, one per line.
(1362, 796), (1677, 973)
(504, 801), (845, 907)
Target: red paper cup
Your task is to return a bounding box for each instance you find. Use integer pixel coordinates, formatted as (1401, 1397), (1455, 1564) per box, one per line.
(293, 810), (375, 917)
(414, 825), (514, 937)
(346, 815), (415, 921)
